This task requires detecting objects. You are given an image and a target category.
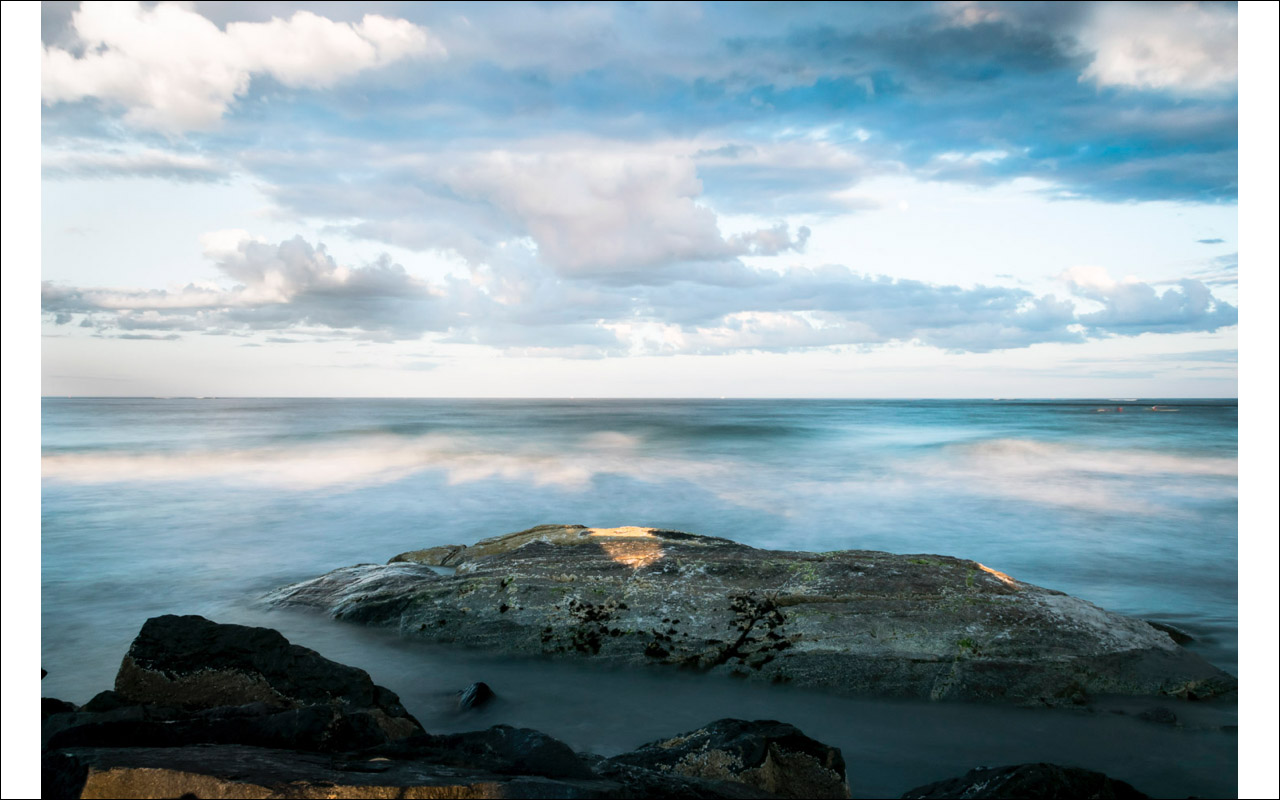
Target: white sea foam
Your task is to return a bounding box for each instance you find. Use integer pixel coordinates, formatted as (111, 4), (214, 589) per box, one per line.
(40, 432), (1236, 518)
(905, 438), (1237, 513)
(40, 431), (731, 493)
(955, 438), (1237, 478)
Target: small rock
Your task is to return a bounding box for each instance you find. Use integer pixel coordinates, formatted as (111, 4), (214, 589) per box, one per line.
(367, 724), (596, 780)
(608, 718), (850, 799)
(457, 681), (496, 711)
(389, 544), (467, 566)
(900, 763), (1149, 798)
(41, 698), (77, 719)
(1144, 620), (1194, 645)
(79, 691), (131, 714)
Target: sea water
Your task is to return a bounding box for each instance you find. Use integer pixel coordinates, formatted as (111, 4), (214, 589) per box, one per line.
(39, 398), (1238, 797)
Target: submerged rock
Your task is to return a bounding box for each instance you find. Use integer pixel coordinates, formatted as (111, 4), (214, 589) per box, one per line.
(606, 718), (850, 799)
(900, 762), (1149, 798)
(267, 525), (1236, 706)
(458, 680), (497, 711)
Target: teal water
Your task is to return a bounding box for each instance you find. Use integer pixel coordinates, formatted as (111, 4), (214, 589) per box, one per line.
(39, 398), (1238, 797)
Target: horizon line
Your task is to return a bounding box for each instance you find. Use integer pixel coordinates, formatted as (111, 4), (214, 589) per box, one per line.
(40, 395), (1240, 401)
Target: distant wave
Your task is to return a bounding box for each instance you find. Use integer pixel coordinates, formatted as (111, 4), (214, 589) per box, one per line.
(41, 433), (1236, 518)
(40, 432), (731, 493)
(955, 438), (1236, 478)
(906, 438), (1237, 513)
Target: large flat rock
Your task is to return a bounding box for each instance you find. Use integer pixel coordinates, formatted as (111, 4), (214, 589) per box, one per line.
(266, 525), (1235, 706)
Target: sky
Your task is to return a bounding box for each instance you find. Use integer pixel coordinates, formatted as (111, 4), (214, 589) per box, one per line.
(22, 1), (1254, 396)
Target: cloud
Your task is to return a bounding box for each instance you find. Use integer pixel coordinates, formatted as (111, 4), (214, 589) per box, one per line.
(693, 139), (879, 214)
(442, 149), (735, 277)
(42, 232), (1239, 357)
(1187, 253), (1238, 287)
(1078, 2), (1237, 94)
(730, 223), (811, 256)
(40, 2), (1236, 204)
(1059, 265), (1237, 335)
(275, 141), (827, 281)
(1196, 238), (1225, 244)
(1145, 349), (1237, 364)
(42, 234), (445, 339)
(42, 147), (227, 181)
(41, 2), (445, 131)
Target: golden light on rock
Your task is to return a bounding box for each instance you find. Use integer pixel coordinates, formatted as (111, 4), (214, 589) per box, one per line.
(977, 563), (1018, 587)
(586, 526), (659, 538)
(588, 527), (665, 568)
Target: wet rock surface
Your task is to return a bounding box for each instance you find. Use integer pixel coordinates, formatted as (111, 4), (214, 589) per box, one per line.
(606, 718), (850, 799)
(900, 762), (1150, 798)
(42, 698), (78, 719)
(267, 524), (1235, 706)
(458, 680), (497, 711)
(41, 615), (836, 799)
(115, 614), (418, 722)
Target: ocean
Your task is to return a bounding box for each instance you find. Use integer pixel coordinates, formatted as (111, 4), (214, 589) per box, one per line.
(39, 398), (1239, 797)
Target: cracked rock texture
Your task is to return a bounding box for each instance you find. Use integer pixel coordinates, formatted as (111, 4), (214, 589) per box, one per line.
(266, 525), (1234, 706)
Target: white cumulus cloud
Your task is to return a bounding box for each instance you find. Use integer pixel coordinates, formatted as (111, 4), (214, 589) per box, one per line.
(41, 2), (446, 131)
(1078, 1), (1237, 94)
(440, 147), (812, 281)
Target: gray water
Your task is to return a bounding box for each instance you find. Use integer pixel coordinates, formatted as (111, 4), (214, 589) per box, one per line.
(41, 398), (1238, 797)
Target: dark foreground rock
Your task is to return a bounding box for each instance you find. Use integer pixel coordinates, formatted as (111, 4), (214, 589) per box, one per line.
(267, 525), (1235, 706)
(44, 744), (643, 800)
(606, 719), (850, 799)
(45, 615), (427, 757)
(116, 615), (417, 723)
(43, 615), (843, 799)
(42, 698), (78, 719)
(900, 762), (1150, 798)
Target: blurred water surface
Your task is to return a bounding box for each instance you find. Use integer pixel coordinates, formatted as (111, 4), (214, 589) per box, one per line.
(40, 398), (1238, 797)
